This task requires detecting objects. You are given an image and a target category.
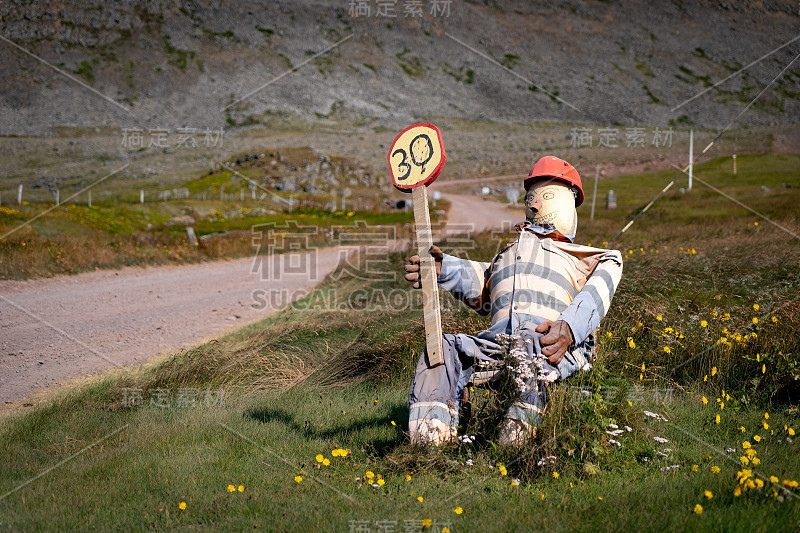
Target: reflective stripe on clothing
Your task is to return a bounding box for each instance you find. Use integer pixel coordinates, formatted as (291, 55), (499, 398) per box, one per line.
(437, 223), (623, 350)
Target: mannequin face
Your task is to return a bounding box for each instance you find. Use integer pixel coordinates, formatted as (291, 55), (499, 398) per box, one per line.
(524, 180), (578, 238)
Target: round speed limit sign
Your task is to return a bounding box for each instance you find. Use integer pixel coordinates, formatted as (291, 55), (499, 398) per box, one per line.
(388, 123), (446, 191)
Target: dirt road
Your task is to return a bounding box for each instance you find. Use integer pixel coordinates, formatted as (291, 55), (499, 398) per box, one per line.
(0, 194), (519, 406)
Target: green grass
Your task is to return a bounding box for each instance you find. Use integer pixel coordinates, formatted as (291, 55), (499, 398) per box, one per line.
(2, 153), (799, 530)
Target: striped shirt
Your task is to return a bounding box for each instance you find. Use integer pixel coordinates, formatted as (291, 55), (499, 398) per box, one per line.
(437, 223), (623, 350)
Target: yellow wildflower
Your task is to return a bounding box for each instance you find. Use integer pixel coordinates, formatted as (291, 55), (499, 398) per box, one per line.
(753, 304), (760, 311)
(790, 428), (796, 436)
(711, 367), (717, 376)
(753, 435), (761, 442)
(693, 504), (703, 515)
(406, 474), (412, 481)
(704, 490), (713, 499)
(734, 486), (741, 497)
(762, 364), (766, 374)
(755, 479), (764, 488)
(663, 346), (671, 354)
(742, 441), (751, 449)
(422, 519), (431, 528)
(417, 496), (424, 502)
(772, 316), (777, 323)
(692, 465), (699, 472)
(377, 478), (385, 486)
(454, 507), (463, 515)
(657, 315), (663, 321)
(770, 476), (779, 483)
(715, 414), (720, 424)
(323, 459), (330, 466)
(752, 457), (761, 465)
(701, 320), (708, 328)
(752, 317), (758, 324)
(711, 466), (720, 474)
(366, 471), (374, 479)
(295, 475), (302, 483)
(763, 421), (769, 430)
(391, 420), (396, 426)
(764, 413), (769, 419)
(227, 484), (236, 492)
(238, 485), (245, 492)
(702, 396), (708, 405)
(179, 501), (186, 510)
(553, 472), (560, 479)
(641, 362), (646, 371)
(316, 454), (324, 463)
(498, 465), (508, 476)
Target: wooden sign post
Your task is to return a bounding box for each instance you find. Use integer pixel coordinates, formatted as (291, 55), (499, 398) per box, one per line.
(388, 123), (446, 367)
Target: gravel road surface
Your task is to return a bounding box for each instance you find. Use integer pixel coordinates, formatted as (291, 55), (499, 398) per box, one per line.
(0, 194), (519, 406)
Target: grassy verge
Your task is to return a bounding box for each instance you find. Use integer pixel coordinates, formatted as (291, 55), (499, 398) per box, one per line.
(1, 153), (799, 531)
(0, 204), (414, 280)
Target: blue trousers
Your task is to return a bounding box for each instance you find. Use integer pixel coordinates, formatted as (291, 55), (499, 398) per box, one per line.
(408, 324), (591, 438)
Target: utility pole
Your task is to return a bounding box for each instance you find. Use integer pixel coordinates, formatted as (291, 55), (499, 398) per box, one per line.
(590, 164), (599, 220)
(688, 129), (694, 192)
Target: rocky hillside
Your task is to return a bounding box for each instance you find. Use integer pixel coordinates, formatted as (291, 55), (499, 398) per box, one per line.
(1, 0), (798, 135)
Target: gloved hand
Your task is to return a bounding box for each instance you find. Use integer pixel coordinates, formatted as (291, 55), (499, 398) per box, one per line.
(404, 245), (443, 289)
(536, 319), (574, 365)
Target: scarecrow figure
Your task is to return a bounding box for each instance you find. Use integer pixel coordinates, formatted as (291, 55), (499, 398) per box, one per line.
(404, 156), (623, 445)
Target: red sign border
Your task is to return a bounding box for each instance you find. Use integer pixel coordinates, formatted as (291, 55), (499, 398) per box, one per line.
(387, 123), (446, 192)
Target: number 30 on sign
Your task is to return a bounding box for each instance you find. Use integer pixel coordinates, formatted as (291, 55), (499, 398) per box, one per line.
(388, 123), (446, 191)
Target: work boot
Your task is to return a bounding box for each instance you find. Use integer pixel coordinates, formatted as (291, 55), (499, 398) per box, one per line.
(409, 418), (455, 446)
(498, 418), (536, 446)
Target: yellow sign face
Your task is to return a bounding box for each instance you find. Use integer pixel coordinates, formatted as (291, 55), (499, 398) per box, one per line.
(388, 123), (446, 191)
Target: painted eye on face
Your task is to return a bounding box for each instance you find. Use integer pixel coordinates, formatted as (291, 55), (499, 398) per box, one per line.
(543, 191), (555, 200)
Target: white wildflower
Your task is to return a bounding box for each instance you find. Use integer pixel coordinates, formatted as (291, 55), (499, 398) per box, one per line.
(537, 455), (557, 467)
(643, 411), (669, 422)
(653, 436), (669, 443)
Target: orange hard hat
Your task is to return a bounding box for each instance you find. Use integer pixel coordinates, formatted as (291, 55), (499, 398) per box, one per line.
(524, 156), (584, 206)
